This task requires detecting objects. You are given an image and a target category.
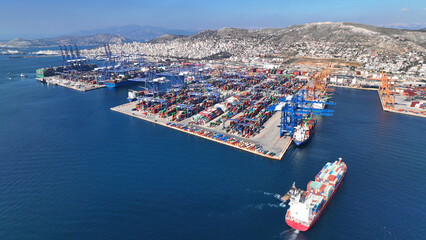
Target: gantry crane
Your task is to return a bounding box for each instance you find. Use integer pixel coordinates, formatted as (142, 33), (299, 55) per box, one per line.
(74, 44), (82, 59)
(369, 71), (395, 109)
(267, 90), (335, 136)
(68, 45), (76, 59)
(58, 45), (66, 66)
(309, 64), (334, 100)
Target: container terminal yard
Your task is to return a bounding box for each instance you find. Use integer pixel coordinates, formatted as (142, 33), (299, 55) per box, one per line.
(34, 43), (425, 159)
(109, 65), (335, 160)
(35, 44), (148, 92)
(36, 42), (425, 118)
(33, 45), (350, 159)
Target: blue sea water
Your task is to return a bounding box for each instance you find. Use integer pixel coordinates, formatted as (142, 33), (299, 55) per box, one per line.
(0, 54), (425, 240)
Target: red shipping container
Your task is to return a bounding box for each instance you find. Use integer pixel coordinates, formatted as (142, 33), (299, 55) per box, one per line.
(328, 175), (336, 181)
(411, 101), (419, 107)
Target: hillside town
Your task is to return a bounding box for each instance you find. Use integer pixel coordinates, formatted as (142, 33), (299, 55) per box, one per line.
(81, 25), (426, 83)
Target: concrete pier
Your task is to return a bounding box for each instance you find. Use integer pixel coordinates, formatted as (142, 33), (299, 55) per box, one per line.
(378, 92), (426, 118)
(37, 76), (105, 92)
(111, 101), (292, 160)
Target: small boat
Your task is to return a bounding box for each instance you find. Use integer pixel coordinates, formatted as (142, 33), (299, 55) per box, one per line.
(280, 182), (298, 203)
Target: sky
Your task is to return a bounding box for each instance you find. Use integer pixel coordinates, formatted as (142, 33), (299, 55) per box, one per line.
(0, 0), (425, 39)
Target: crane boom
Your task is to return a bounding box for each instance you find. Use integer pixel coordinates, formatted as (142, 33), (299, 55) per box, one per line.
(58, 45), (66, 64)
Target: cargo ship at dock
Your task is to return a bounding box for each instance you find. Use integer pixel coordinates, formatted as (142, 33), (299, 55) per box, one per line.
(284, 158), (347, 231)
(104, 79), (138, 88)
(104, 72), (151, 88)
(292, 117), (316, 146)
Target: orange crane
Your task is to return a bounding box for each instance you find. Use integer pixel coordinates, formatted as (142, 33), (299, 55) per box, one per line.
(309, 63), (334, 100)
(368, 71), (395, 109)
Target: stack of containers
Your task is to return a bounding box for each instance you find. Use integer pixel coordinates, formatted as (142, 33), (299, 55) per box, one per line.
(306, 181), (333, 200)
(315, 161), (347, 187)
(311, 194), (324, 216)
(191, 114), (208, 125)
(191, 107), (224, 125)
(174, 111), (186, 121)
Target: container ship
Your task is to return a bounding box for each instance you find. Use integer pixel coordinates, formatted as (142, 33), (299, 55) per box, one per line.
(312, 101), (325, 109)
(105, 79), (137, 88)
(36, 67), (56, 79)
(292, 117), (316, 146)
(105, 72), (149, 88)
(285, 158), (347, 231)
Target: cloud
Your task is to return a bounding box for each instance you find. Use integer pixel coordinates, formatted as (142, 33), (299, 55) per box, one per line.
(400, 8), (409, 11)
(423, 8), (426, 11)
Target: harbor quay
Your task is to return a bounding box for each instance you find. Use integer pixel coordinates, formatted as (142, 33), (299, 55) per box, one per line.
(378, 93), (426, 118)
(36, 76), (105, 92)
(327, 74), (426, 118)
(111, 101), (291, 160)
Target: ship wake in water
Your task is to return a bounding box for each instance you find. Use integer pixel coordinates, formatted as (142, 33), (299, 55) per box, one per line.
(245, 203), (283, 210)
(279, 229), (301, 240)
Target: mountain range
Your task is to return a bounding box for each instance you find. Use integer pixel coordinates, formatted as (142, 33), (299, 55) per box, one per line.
(150, 22), (426, 48)
(2, 22), (425, 58)
(0, 33), (129, 48)
(0, 25), (199, 48)
(73, 25), (199, 42)
(144, 22), (426, 62)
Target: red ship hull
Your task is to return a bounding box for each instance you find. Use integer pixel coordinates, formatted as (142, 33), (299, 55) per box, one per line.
(285, 171), (345, 231)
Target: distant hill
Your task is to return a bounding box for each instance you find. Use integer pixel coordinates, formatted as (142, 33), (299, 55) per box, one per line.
(152, 22), (426, 48)
(149, 22), (426, 53)
(4, 38), (33, 48)
(74, 25), (199, 42)
(148, 34), (187, 43)
(380, 23), (426, 30)
(1, 33), (130, 48)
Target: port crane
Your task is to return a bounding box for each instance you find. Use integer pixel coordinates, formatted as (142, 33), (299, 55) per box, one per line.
(95, 43), (115, 82)
(63, 45), (71, 61)
(74, 44), (84, 60)
(267, 90), (335, 136)
(58, 45), (67, 67)
(68, 45), (76, 59)
(308, 64), (334, 100)
(58, 45), (74, 71)
(58, 45), (91, 73)
(368, 71), (394, 109)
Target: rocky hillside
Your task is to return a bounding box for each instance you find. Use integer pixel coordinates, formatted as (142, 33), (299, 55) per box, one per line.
(151, 22), (425, 55)
(84, 22), (426, 72)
